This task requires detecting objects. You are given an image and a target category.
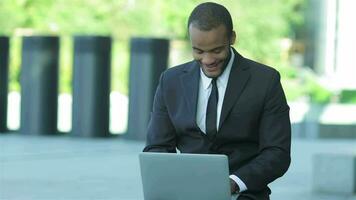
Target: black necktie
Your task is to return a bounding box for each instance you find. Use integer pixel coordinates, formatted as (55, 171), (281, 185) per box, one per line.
(206, 78), (218, 139)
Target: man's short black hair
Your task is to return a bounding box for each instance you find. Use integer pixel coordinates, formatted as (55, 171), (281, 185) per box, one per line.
(188, 2), (233, 37)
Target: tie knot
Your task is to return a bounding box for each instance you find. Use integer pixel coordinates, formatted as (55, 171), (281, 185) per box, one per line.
(211, 78), (217, 86)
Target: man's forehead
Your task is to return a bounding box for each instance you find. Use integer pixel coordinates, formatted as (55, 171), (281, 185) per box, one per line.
(188, 23), (227, 33)
(189, 25), (228, 40)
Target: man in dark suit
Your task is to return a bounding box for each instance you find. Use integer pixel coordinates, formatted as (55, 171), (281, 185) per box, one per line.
(143, 2), (291, 200)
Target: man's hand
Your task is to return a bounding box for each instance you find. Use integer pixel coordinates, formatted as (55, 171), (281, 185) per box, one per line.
(230, 178), (240, 194)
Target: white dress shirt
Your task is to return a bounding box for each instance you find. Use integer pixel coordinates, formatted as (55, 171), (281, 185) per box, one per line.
(196, 48), (247, 193)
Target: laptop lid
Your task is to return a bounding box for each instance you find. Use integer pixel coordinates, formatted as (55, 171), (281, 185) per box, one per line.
(139, 152), (231, 200)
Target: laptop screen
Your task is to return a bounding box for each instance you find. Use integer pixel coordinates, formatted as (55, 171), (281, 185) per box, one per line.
(139, 152), (231, 200)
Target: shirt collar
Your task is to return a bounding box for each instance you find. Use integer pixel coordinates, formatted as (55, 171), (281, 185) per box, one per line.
(200, 48), (235, 90)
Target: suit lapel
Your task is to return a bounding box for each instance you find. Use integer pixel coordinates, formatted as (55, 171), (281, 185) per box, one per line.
(180, 62), (200, 126)
(219, 50), (251, 129)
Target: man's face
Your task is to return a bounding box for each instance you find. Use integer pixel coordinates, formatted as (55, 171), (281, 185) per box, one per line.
(189, 24), (236, 78)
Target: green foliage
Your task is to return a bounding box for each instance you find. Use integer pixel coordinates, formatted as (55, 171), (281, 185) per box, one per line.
(303, 70), (332, 104)
(226, 0), (305, 63)
(339, 90), (356, 104)
(58, 36), (73, 94)
(0, 0), (307, 96)
(282, 79), (305, 101)
(306, 80), (332, 104)
(276, 63), (299, 79)
(111, 39), (130, 95)
(8, 37), (22, 92)
(280, 66), (334, 104)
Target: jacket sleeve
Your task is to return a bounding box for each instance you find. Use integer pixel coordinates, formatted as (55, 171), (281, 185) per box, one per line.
(143, 72), (177, 153)
(234, 70), (291, 192)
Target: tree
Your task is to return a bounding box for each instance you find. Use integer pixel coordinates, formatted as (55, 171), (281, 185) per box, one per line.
(0, 0), (306, 96)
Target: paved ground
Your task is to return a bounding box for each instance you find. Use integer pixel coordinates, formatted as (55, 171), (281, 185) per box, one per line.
(0, 133), (355, 200)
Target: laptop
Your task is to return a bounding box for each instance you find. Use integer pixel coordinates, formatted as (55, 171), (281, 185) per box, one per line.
(139, 152), (231, 200)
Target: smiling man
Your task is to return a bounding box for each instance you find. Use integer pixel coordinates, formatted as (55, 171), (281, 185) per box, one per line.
(190, 23), (233, 78)
(143, 2), (291, 200)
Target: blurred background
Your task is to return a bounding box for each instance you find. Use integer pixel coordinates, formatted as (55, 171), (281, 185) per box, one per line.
(1, 0), (356, 134)
(0, 0), (355, 199)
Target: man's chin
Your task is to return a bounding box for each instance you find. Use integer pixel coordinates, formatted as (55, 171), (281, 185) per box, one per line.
(202, 70), (221, 78)
(201, 63), (224, 78)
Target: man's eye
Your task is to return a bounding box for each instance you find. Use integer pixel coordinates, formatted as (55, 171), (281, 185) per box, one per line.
(212, 49), (223, 54)
(194, 49), (204, 54)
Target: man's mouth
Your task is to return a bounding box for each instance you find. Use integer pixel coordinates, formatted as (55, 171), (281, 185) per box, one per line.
(205, 65), (218, 72)
(204, 61), (221, 72)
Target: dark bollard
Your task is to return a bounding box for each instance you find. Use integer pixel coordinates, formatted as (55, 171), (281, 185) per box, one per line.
(126, 38), (169, 140)
(20, 36), (60, 135)
(0, 36), (10, 132)
(71, 36), (111, 137)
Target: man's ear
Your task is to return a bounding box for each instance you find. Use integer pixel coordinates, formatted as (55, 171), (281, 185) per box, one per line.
(230, 31), (236, 45)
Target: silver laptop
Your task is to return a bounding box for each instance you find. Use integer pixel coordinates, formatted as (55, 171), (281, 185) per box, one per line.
(139, 152), (231, 200)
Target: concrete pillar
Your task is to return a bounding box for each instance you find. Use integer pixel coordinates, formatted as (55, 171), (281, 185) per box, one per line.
(126, 38), (169, 140)
(20, 36), (59, 135)
(334, 0), (356, 88)
(304, 0), (327, 73)
(71, 36), (111, 137)
(304, 0), (356, 89)
(313, 153), (356, 194)
(0, 36), (9, 132)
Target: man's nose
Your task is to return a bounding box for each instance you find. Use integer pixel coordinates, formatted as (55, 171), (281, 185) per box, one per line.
(201, 53), (215, 66)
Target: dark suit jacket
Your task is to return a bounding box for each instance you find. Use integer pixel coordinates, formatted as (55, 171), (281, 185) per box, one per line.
(143, 48), (291, 197)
